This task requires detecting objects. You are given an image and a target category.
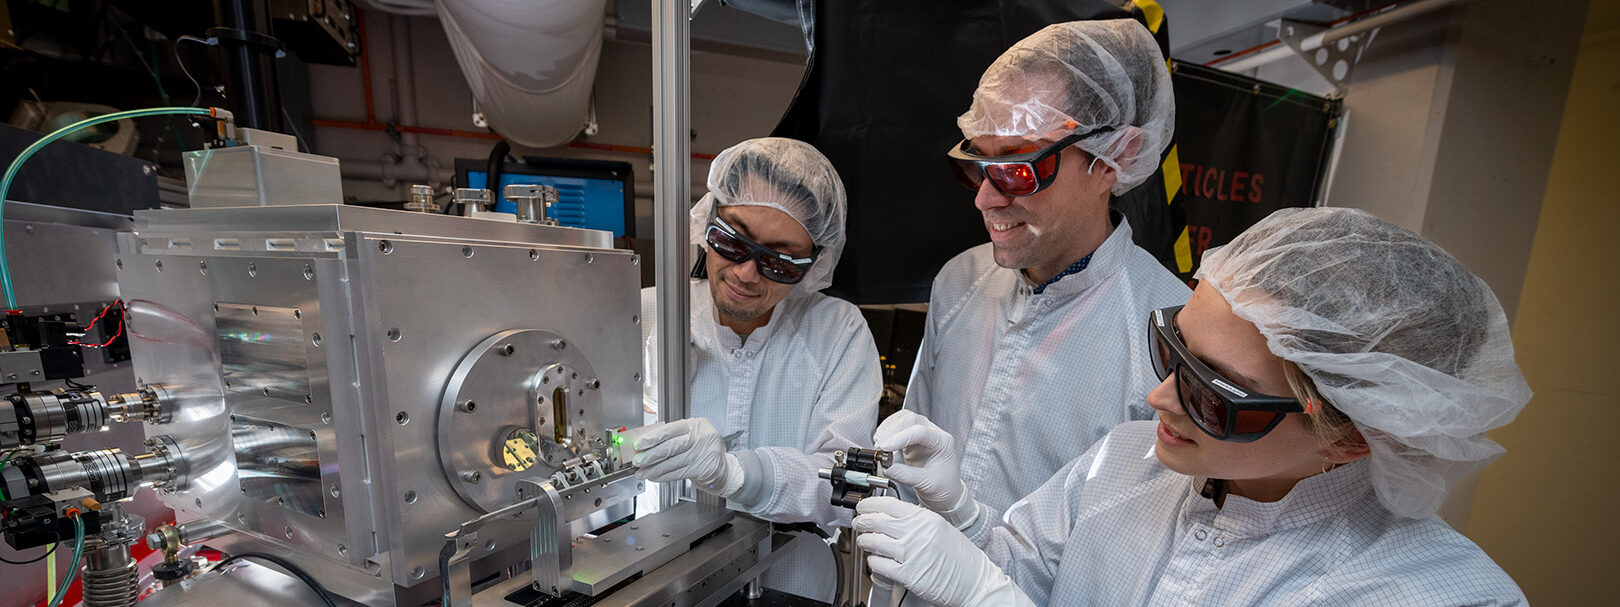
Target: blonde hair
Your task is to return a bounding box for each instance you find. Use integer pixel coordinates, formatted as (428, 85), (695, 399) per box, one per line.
(1282, 360), (1360, 449)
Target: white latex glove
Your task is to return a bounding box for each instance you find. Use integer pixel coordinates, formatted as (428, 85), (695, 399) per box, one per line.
(873, 411), (978, 528)
(854, 497), (1035, 607)
(632, 418), (746, 497)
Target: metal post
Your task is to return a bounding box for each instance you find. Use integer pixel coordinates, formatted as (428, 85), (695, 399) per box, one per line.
(210, 0), (283, 133)
(651, 0), (692, 509)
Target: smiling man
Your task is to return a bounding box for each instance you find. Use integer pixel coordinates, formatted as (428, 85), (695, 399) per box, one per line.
(634, 137), (880, 602)
(878, 20), (1192, 532)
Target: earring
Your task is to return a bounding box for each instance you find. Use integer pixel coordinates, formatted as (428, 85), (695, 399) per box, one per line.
(1322, 458), (1338, 475)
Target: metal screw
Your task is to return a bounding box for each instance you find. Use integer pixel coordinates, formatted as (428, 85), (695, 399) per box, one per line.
(458, 400), (477, 413)
(551, 339), (567, 351)
(498, 344), (515, 356)
(586, 378), (600, 389)
(463, 471), (482, 484)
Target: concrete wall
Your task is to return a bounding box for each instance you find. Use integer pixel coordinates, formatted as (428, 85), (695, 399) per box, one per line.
(1464, 3), (1620, 602)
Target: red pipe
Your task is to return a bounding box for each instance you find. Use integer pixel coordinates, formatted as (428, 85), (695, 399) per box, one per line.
(358, 9), (377, 125)
(336, 8), (718, 161)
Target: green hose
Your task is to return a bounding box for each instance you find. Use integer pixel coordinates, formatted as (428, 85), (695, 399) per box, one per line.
(0, 106), (214, 309)
(44, 514), (85, 607)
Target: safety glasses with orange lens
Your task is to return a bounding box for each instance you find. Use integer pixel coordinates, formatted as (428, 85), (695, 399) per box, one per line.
(946, 126), (1114, 197)
(1149, 306), (1305, 443)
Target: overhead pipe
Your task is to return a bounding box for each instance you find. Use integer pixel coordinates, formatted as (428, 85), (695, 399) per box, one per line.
(435, 0), (607, 148)
(1213, 0), (1463, 73)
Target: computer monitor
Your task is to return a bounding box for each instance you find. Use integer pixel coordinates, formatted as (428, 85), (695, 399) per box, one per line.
(455, 157), (635, 238)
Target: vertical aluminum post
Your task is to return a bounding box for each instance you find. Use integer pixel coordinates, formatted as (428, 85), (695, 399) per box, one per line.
(652, 0), (692, 509)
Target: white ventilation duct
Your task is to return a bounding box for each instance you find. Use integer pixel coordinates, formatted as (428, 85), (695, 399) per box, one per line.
(434, 0), (606, 148)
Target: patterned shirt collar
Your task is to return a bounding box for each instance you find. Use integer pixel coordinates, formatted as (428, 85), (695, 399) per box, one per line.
(1031, 252), (1095, 295)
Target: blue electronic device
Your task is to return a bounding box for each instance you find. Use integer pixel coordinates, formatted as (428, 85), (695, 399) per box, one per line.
(456, 158), (635, 238)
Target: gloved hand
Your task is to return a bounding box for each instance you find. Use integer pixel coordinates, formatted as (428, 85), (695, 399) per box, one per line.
(873, 411), (978, 528)
(854, 497), (1035, 607)
(632, 418), (746, 497)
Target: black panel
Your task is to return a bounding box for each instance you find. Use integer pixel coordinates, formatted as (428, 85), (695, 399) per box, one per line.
(0, 123), (160, 215)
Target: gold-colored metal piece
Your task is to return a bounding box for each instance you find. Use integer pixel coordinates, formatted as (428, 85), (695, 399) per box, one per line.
(500, 427), (539, 472)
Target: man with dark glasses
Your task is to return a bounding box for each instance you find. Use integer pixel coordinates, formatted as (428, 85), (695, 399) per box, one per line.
(876, 20), (1190, 534)
(631, 138), (880, 602)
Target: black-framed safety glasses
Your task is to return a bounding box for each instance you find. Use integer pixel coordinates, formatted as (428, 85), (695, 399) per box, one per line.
(704, 216), (818, 285)
(946, 126), (1116, 197)
(1149, 306), (1304, 443)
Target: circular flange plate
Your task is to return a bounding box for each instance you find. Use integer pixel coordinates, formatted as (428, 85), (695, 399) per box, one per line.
(437, 329), (603, 513)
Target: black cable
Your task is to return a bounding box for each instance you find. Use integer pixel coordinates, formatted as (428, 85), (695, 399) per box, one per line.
(777, 522), (845, 607)
(0, 543), (55, 565)
(216, 552), (339, 607)
(174, 35), (213, 108)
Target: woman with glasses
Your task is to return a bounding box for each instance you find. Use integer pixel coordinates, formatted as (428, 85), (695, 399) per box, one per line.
(856, 207), (1531, 606)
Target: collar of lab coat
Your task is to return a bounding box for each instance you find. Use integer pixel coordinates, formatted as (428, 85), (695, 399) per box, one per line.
(1187, 458), (1373, 537)
(1018, 209), (1135, 300)
(689, 278), (795, 355)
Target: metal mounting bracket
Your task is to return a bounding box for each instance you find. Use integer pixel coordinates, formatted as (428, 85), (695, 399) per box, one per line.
(1277, 19), (1377, 94)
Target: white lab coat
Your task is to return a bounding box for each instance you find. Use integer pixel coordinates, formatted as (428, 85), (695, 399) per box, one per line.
(968, 421), (1526, 605)
(904, 215), (1190, 526)
(640, 281), (881, 601)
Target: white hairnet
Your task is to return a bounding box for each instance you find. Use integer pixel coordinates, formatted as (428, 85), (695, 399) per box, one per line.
(958, 19), (1174, 195)
(689, 137), (848, 294)
(1196, 207), (1531, 519)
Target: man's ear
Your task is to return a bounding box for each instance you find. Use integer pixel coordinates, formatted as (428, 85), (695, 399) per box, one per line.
(1106, 126), (1145, 176)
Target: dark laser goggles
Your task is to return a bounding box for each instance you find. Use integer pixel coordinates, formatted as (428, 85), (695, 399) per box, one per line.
(704, 216), (818, 285)
(1149, 305), (1304, 443)
(946, 126), (1115, 197)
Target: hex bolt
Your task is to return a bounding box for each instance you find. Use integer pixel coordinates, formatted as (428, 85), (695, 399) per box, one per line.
(498, 344), (515, 356)
(586, 378), (601, 390)
(462, 471), (482, 484)
(458, 400), (477, 413)
(551, 339), (567, 351)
